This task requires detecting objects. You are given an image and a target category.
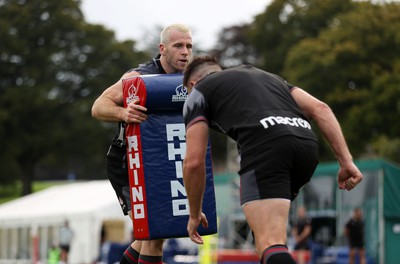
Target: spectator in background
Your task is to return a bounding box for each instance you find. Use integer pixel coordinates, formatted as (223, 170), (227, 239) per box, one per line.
(59, 220), (74, 264)
(48, 242), (61, 264)
(292, 206), (312, 264)
(345, 207), (366, 264)
(97, 224), (111, 264)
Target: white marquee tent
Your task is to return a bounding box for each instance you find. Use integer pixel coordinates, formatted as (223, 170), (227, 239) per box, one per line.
(0, 180), (132, 264)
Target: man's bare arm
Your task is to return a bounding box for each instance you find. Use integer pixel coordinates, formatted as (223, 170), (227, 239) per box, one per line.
(91, 80), (125, 122)
(183, 121), (209, 244)
(291, 87), (352, 164)
(91, 71), (148, 123)
(291, 87), (363, 190)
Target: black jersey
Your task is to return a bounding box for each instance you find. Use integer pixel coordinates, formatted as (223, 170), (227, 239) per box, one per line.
(346, 218), (365, 248)
(293, 217), (312, 249)
(126, 54), (166, 75)
(183, 65), (317, 156)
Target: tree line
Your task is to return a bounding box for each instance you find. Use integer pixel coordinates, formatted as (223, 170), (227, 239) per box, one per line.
(1, 0), (399, 196)
(211, 0), (400, 164)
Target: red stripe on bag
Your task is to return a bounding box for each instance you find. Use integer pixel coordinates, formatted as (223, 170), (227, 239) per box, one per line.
(123, 77), (150, 239)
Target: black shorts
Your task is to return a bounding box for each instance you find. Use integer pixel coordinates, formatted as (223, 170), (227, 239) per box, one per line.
(106, 143), (131, 215)
(239, 136), (319, 204)
(349, 240), (364, 249)
(60, 244), (70, 252)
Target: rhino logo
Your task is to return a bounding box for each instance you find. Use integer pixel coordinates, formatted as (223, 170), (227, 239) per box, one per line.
(172, 84), (188, 102)
(126, 83), (140, 105)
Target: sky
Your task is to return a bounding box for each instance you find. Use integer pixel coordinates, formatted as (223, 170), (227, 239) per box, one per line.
(81, 0), (272, 50)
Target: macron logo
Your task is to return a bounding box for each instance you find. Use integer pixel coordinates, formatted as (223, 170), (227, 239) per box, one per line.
(260, 116), (311, 130)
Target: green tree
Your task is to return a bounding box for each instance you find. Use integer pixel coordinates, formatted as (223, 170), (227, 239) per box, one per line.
(284, 2), (400, 162)
(250, 0), (354, 73)
(0, 0), (149, 195)
(210, 24), (258, 68)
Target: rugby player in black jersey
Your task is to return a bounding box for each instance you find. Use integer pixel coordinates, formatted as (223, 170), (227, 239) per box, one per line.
(182, 56), (363, 264)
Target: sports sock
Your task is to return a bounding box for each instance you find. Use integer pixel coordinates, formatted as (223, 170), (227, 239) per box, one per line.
(261, 244), (296, 264)
(120, 246), (140, 264)
(138, 254), (163, 264)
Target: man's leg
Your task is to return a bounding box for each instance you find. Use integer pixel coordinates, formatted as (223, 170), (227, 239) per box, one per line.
(59, 246), (68, 263)
(297, 249), (307, 264)
(358, 248), (366, 264)
(120, 240), (142, 264)
(348, 248), (356, 264)
(139, 239), (165, 264)
(119, 213), (164, 264)
(242, 198), (296, 264)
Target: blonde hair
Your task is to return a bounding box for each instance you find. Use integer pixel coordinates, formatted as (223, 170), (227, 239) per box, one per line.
(160, 23), (191, 45)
